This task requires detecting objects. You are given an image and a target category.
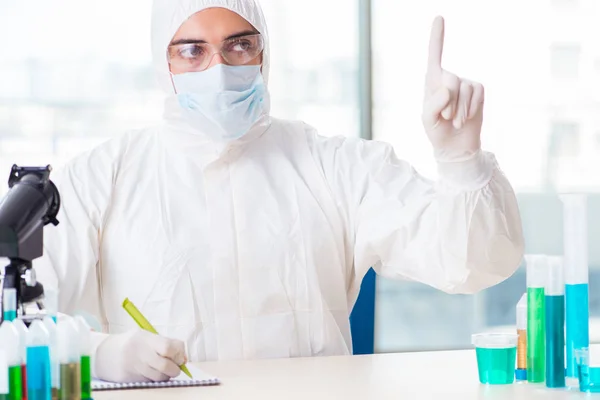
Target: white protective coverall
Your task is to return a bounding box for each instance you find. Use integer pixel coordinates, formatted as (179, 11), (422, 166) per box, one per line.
(35, 0), (524, 365)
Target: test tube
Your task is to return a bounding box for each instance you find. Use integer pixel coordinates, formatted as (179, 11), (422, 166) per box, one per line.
(2, 289), (17, 322)
(12, 319), (29, 400)
(26, 320), (51, 400)
(0, 348), (8, 400)
(43, 291), (58, 324)
(0, 322), (23, 400)
(74, 318), (91, 400)
(545, 256), (565, 388)
(42, 318), (59, 400)
(526, 254), (546, 383)
(516, 293), (527, 381)
(57, 318), (81, 400)
(560, 194), (590, 385)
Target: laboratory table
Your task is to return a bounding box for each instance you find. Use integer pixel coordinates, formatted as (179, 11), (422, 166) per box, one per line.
(93, 350), (590, 399)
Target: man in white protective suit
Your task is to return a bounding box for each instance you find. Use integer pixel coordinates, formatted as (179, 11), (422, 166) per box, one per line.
(34, 0), (524, 383)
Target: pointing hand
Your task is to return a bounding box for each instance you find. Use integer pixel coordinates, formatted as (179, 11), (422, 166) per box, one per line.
(422, 16), (484, 161)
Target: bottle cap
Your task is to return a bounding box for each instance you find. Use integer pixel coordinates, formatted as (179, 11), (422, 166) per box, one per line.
(526, 255), (547, 288)
(0, 322), (21, 366)
(26, 320), (50, 347)
(11, 319), (28, 363)
(546, 256), (565, 296)
(57, 317), (80, 364)
(74, 316), (91, 356)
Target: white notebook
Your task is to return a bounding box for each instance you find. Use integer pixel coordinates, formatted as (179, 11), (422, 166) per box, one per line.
(91, 365), (220, 391)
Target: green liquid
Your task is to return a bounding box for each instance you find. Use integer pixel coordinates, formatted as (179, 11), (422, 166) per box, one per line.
(475, 347), (517, 384)
(0, 394), (9, 400)
(527, 287), (545, 383)
(80, 356), (91, 399)
(59, 363), (81, 400)
(8, 365), (22, 400)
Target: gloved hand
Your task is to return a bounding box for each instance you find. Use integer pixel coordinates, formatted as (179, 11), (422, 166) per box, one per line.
(422, 16), (485, 162)
(94, 329), (187, 383)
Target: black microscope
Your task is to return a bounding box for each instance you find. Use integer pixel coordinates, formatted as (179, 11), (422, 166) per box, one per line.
(0, 165), (61, 325)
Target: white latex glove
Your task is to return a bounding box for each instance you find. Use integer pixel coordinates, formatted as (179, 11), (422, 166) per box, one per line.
(94, 329), (187, 383)
(422, 16), (485, 162)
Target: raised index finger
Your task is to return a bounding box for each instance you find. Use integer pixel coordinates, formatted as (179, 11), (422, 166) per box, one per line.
(427, 16), (445, 73)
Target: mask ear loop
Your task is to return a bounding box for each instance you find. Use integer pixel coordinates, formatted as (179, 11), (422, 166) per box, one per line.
(169, 72), (178, 95)
(166, 49), (178, 94)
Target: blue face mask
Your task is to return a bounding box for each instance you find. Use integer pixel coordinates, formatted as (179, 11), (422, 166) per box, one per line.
(172, 64), (269, 141)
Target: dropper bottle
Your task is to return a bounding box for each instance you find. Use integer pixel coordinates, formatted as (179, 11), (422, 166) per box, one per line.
(12, 319), (28, 400)
(57, 318), (81, 400)
(516, 294), (527, 381)
(0, 321), (23, 400)
(26, 320), (52, 400)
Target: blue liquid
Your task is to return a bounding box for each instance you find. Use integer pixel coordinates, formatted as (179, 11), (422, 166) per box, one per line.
(578, 365), (600, 393)
(3, 311), (16, 322)
(545, 295), (565, 388)
(26, 346), (51, 400)
(566, 284), (589, 378)
(476, 347), (517, 385)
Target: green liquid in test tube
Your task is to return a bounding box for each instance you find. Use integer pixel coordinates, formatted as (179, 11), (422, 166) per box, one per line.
(526, 255), (547, 383)
(75, 317), (92, 399)
(0, 322), (23, 400)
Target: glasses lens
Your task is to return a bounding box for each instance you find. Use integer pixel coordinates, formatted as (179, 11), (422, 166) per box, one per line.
(168, 43), (210, 71)
(222, 34), (264, 66)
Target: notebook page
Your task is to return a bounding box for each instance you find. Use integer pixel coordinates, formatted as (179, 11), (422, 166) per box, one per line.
(92, 365), (219, 389)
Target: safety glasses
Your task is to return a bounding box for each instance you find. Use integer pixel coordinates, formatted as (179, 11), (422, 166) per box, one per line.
(167, 33), (264, 73)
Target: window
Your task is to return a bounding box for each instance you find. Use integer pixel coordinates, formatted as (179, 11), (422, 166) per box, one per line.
(550, 44), (581, 80)
(0, 0), (360, 197)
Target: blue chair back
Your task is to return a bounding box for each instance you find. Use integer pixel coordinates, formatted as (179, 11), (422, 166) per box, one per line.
(349, 268), (376, 355)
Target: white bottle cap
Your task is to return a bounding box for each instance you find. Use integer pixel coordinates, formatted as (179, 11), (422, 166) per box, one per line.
(11, 319), (28, 363)
(57, 317), (80, 364)
(0, 322), (22, 366)
(3, 289), (16, 312)
(546, 256), (565, 296)
(526, 254), (548, 288)
(27, 320), (50, 347)
(516, 293), (527, 330)
(74, 316), (91, 356)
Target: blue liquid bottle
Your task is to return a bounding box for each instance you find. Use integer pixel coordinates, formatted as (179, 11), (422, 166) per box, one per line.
(26, 320), (52, 400)
(545, 256), (565, 388)
(560, 194), (589, 387)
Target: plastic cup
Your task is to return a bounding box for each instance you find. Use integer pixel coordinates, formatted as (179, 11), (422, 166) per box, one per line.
(472, 333), (518, 385)
(575, 348), (600, 393)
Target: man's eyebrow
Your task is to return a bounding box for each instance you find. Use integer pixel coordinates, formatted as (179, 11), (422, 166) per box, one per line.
(169, 30), (259, 46)
(224, 30), (259, 40)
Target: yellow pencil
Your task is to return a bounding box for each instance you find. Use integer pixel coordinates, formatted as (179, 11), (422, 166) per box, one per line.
(122, 298), (193, 379)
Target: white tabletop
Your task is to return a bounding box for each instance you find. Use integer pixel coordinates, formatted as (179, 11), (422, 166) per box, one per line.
(93, 350), (589, 399)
